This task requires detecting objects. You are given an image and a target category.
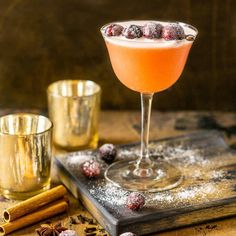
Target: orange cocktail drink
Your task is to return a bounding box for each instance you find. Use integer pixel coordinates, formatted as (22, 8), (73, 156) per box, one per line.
(105, 39), (192, 93)
(101, 20), (198, 192)
(104, 21), (196, 93)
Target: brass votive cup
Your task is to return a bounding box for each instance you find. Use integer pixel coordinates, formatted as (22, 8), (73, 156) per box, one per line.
(0, 113), (52, 200)
(47, 80), (101, 151)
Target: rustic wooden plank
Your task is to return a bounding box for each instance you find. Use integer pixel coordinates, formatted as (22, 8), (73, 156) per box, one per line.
(56, 131), (236, 235)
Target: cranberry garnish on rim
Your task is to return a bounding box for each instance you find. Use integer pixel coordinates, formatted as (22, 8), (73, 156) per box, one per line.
(126, 192), (145, 210)
(104, 24), (123, 36)
(81, 160), (101, 179)
(143, 22), (163, 39)
(123, 25), (143, 39)
(162, 23), (185, 40)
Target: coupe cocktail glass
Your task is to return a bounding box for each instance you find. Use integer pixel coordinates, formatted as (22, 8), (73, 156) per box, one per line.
(101, 20), (198, 192)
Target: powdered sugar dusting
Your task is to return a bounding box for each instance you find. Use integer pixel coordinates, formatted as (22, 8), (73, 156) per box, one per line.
(58, 131), (236, 218)
(211, 170), (226, 179)
(90, 182), (128, 207)
(67, 154), (93, 166)
(88, 180), (222, 211)
(118, 143), (209, 168)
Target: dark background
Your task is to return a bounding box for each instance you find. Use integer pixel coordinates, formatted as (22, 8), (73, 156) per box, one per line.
(0, 0), (235, 110)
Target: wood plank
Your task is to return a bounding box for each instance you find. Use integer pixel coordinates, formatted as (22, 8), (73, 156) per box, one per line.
(55, 131), (236, 235)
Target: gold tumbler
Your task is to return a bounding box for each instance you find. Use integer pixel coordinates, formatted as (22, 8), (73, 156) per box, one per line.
(47, 80), (101, 151)
(0, 113), (52, 200)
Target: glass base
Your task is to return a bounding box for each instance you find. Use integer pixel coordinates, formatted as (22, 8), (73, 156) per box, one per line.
(105, 159), (183, 192)
(0, 183), (50, 200)
(54, 133), (98, 151)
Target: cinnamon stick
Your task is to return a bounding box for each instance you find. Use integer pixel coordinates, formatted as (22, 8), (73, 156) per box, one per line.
(4, 185), (67, 222)
(0, 198), (68, 235)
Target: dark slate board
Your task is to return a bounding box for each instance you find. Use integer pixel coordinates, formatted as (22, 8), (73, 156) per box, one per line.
(55, 131), (236, 235)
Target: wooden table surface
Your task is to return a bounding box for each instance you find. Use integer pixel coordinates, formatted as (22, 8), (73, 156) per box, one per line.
(1, 110), (236, 236)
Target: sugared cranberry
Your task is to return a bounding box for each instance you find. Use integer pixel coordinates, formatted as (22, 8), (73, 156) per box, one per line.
(123, 25), (143, 39)
(59, 230), (77, 236)
(143, 22), (163, 39)
(104, 24), (123, 36)
(162, 23), (185, 40)
(120, 233), (137, 236)
(81, 160), (100, 178)
(126, 192), (145, 210)
(99, 143), (117, 163)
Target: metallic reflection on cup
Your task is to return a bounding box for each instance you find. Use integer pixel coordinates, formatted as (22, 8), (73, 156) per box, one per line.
(47, 80), (101, 151)
(0, 113), (52, 200)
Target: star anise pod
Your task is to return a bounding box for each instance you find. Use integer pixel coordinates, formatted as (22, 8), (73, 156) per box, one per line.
(36, 223), (68, 236)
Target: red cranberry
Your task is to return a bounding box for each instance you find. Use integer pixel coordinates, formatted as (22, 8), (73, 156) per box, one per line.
(81, 160), (100, 178)
(119, 233), (137, 236)
(104, 24), (123, 36)
(123, 25), (143, 39)
(143, 22), (163, 39)
(99, 143), (117, 163)
(162, 23), (185, 40)
(126, 192), (145, 210)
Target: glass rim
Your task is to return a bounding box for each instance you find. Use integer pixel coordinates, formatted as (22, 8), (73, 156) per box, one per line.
(0, 113), (53, 136)
(47, 79), (101, 98)
(100, 20), (198, 44)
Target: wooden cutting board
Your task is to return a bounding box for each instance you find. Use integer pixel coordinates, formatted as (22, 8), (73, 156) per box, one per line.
(55, 131), (236, 235)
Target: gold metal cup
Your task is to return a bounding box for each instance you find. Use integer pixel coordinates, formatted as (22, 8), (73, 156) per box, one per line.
(0, 113), (52, 200)
(47, 80), (101, 151)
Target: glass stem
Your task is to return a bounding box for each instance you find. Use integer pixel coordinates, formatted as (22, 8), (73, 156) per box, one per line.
(135, 93), (154, 176)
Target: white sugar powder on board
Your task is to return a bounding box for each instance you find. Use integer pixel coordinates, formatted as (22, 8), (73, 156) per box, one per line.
(64, 144), (226, 210)
(89, 181), (219, 209)
(66, 154), (96, 166)
(90, 183), (128, 206)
